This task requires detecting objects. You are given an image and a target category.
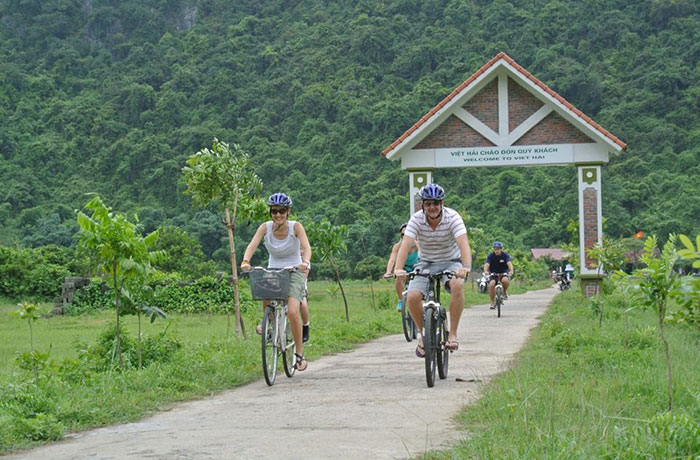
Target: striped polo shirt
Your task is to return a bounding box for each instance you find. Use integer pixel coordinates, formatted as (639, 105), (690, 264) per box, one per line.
(404, 206), (467, 261)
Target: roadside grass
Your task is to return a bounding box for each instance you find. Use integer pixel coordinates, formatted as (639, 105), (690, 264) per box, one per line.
(0, 277), (547, 453)
(421, 285), (700, 460)
(0, 278), (544, 376)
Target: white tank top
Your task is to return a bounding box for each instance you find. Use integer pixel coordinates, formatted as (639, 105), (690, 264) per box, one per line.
(264, 220), (302, 268)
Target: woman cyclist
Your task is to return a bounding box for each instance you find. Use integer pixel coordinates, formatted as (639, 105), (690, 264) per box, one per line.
(384, 223), (420, 311)
(241, 193), (311, 371)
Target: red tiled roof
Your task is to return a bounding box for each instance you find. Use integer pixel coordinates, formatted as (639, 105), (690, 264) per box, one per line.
(531, 248), (570, 261)
(381, 52), (627, 157)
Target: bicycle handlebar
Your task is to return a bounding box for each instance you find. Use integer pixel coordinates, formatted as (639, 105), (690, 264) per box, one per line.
(241, 266), (300, 275)
(406, 269), (455, 280)
(485, 272), (514, 278)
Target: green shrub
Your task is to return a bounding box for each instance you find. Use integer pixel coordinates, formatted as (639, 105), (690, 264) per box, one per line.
(552, 328), (583, 355)
(14, 350), (54, 374)
(609, 411), (700, 459)
(81, 323), (181, 370)
(65, 282), (112, 315)
(0, 245), (77, 299)
(376, 291), (392, 310)
(12, 413), (64, 442)
(65, 276), (256, 315)
(625, 326), (657, 350)
(541, 315), (565, 338)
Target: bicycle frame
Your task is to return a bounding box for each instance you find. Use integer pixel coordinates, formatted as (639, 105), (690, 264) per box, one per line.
(407, 270), (453, 387)
(247, 267), (298, 386)
(267, 300), (291, 351)
(490, 273), (512, 318)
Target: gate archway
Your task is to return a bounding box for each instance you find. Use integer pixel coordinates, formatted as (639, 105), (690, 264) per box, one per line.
(382, 53), (626, 296)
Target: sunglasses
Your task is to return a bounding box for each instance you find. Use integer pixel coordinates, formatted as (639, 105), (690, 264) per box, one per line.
(270, 208), (288, 215)
(423, 200), (442, 207)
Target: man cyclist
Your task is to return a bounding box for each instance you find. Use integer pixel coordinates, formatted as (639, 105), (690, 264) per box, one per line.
(394, 183), (472, 356)
(483, 241), (514, 309)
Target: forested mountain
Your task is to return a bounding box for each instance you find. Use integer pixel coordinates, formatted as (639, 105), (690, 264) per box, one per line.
(0, 0), (698, 272)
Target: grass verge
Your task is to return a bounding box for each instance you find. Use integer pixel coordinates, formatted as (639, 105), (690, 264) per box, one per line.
(420, 285), (700, 459)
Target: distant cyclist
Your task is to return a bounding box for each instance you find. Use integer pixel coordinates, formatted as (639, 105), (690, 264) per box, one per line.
(240, 193), (311, 371)
(483, 242), (514, 309)
(384, 223), (420, 311)
(394, 183), (472, 356)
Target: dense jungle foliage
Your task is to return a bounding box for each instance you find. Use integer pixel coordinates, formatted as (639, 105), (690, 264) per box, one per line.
(0, 0), (698, 280)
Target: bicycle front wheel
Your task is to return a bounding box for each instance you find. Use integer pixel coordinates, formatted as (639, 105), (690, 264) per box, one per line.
(401, 293), (414, 342)
(261, 306), (278, 386)
(436, 309), (449, 380)
(423, 307), (437, 388)
(282, 313), (296, 378)
(495, 285), (503, 318)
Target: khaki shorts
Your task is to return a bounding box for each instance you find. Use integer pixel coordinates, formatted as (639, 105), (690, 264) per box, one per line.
(287, 271), (306, 303)
(407, 260), (463, 297)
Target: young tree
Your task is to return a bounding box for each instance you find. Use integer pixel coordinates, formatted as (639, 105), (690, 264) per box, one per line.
(77, 195), (160, 368)
(183, 138), (264, 337)
(306, 218), (350, 322)
(13, 301), (40, 354)
(12, 301), (42, 379)
(586, 236), (627, 326)
(674, 234), (700, 327)
(120, 275), (166, 369)
(621, 235), (680, 411)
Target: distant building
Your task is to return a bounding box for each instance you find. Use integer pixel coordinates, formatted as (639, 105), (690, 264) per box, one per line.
(530, 248), (569, 261)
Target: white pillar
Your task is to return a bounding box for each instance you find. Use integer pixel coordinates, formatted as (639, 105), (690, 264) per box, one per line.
(408, 170), (432, 216)
(577, 165), (603, 296)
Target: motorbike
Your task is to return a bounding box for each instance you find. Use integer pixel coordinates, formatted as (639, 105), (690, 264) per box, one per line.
(555, 271), (570, 290)
(477, 273), (489, 294)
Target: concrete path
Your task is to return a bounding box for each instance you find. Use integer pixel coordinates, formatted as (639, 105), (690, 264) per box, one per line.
(5, 286), (559, 460)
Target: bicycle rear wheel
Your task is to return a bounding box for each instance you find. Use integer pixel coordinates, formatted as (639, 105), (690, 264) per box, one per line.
(282, 313), (296, 378)
(401, 293), (414, 342)
(261, 306), (278, 386)
(495, 284), (503, 318)
(436, 309), (449, 380)
(423, 307), (437, 388)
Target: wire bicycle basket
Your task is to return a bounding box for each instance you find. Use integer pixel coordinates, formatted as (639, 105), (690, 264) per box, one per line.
(249, 269), (291, 300)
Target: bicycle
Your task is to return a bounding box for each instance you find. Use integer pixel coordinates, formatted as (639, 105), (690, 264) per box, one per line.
(400, 278), (417, 342)
(384, 274), (417, 342)
(489, 273), (510, 318)
(247, 267), (298, 386)
(407, 269), (454, 388)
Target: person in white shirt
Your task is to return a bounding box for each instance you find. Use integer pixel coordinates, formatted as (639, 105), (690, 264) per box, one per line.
(393, 183), (472, 356)
(564, 262), (575, 282)
(241, 193), (311, 371)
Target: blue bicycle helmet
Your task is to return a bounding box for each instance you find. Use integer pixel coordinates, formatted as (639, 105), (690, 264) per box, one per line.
(420, 183), (445, 200)
(267, 193), (293, 207)
(493, 241), (503, 248)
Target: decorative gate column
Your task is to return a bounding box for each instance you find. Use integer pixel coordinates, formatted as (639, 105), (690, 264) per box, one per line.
(409, 170), (432, 214)
(383, 53), (627, 298)
(578, 165), (603, 296)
